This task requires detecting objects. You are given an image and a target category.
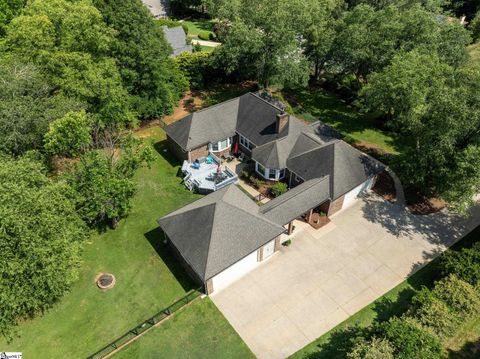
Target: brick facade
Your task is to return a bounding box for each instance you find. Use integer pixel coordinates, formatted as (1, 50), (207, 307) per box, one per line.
(327, 196), (345, 216)
(205, 279), (214, 295)
(189, 144), (209, 161)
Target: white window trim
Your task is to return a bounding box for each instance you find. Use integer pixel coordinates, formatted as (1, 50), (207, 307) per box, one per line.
(239, 134), (253, 150)
(255, 162), (285, 181)
(209, 137), (231, 152)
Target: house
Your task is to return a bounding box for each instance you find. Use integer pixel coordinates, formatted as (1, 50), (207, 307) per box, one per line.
(160, 92), (385, 294)
(162, 26), (192, 57)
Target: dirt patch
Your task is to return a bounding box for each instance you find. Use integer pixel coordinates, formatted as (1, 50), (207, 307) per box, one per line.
(162, 92), (203, 125)
(354, 141), (389, 158)
(405, 186), (446, 215)
(373, 170), (396, 203)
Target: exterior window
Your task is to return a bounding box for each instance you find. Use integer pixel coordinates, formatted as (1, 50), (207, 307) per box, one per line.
(209, 137), (231, 152)
(256, 163), (266, 177)
(239, 135), (253, 150)
(269, 169), (276, 180)
(294, 174), (302, 182)
(255, 162), (286, 181)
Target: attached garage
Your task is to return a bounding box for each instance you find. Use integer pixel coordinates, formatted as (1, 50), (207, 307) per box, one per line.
(157, 185), (285, 295)
(342, 176), (376, 210)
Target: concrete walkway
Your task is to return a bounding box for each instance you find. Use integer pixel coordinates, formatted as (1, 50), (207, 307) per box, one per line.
(191, 39), (222, 47)
(212, 195), (480, 359)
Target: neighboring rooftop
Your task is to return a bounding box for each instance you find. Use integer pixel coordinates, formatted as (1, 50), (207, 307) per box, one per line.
(162, 26), (192, 57)
(157, 185), (285, 281)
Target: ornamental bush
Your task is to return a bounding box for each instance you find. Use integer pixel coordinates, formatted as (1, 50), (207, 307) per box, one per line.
(380, 317), (444, 359)
(433, 274), (480, 317)
(439, 243), (480, 286)
(271, 182), (288, 197)
(407, 287), (460, 339)
(347, 336), (394, 359)
(198, 31), (212, 41)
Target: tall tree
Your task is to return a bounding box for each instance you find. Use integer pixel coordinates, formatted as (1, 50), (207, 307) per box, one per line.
(0, 57), (84, 155)
(93, 0), (188, 119)
(67, 134), (153, 228)
(4, 0), (135, 129)
(0, 0), (25, 37)
(210, 0), (312, 88)
(0, 155), (87, 338)
(363, 52), (480, 211)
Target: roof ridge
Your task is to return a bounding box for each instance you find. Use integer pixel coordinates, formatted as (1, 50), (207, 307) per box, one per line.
(261, 176), (329, 213)
(177, 95), (242, 123)
(249, 92), (285, 112)
(287, 138), (339, 161)
(219, 196), (285, 231)
(202, 202), (219, 280)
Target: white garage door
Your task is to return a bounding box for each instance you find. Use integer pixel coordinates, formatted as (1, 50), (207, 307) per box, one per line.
(342, 176), (375, 209)
(211, 250), (259, 294)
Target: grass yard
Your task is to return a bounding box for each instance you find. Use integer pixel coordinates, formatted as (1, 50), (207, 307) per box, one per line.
(115, 298), (254, 358)
(180, 19), (215, 39)
(0, 127), (248, 358)
(290, 224), (480, 359)
(282, 87), (403, 155)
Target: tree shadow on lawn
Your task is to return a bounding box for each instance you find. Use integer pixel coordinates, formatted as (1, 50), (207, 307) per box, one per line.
(153, 140), (183, 176)
(282, 87), (406, 154)
(144, 227), (195, 292)
(448, 338), (480, 358)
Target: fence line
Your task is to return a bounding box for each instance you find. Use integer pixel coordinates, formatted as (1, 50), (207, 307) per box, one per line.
(86, 288), (202, 359)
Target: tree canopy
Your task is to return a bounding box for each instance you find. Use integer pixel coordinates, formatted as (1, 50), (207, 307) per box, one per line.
(0, 155), (87, 338)
(92, 0), (188, 119)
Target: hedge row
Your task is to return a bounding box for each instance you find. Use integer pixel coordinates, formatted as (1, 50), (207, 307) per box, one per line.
(347, 239), (480, 358)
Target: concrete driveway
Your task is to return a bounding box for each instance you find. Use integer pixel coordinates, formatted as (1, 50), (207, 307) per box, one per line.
(211, 195), (480, 359)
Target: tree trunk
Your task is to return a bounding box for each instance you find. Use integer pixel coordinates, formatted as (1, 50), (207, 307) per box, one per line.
(111, 217), (119, 229)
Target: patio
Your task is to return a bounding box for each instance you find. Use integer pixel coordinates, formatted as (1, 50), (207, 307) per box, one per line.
(181, 153), (239, 193)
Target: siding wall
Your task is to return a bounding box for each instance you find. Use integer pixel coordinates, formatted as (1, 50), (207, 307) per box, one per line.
(166, 135), (188, 161)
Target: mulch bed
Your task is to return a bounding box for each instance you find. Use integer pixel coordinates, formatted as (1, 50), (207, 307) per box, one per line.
(308, 213), (330, 229)
(404, 186), (446, 215)
(372, 170), (396, 203)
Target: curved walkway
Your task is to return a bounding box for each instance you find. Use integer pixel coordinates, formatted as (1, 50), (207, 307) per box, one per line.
(386, 167), (406, 206)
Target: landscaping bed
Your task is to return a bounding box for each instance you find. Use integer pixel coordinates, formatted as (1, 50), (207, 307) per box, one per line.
(308, 212), (330, 229)
(405, 186), (446, 215)
(372, 170), (396, 203)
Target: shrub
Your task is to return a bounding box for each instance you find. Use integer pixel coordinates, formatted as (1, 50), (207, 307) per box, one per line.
(282, 239), (292, 247)
(250, 175), (265, 189)
(407, 287), (460, 339)
(174, 51), (215, 89)
(433, 274), (480, 317)
(347, 337), (395, 359)
(44, 111), (92, 157)
(240, 169), (252, 180)
(198, 31), (212, 41)
(271, 182), (288, 197)
(439, 242), (480, 285)
(380, 317), (444, 359)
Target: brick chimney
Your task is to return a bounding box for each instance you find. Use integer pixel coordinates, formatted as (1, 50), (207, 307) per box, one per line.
(276, 113), (289, 133)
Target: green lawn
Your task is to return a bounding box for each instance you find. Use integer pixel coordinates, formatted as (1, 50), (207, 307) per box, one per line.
(0, 127), (247, 358)
(282, 87), (403, 154)
(290, 224), (480, 359)
(180, 19), (215, 39)
(115, 298), (254, 358)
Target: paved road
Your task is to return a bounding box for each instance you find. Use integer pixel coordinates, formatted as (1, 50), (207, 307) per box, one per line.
(212, 195), (480, 359)
(141, 0), (169, 18)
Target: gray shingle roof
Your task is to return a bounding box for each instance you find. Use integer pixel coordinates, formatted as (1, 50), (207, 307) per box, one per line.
(162, 26), (192, 57)
(260, 177), (331, 225)
(165, 97), (240, 151)
(287, 141), (384, 200)
(157, 185), (285, 281)
(251, 119), (330, 169)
